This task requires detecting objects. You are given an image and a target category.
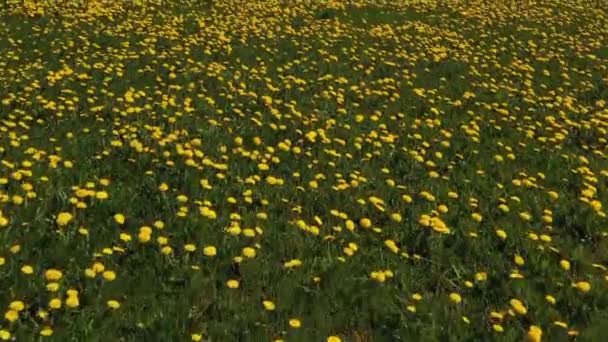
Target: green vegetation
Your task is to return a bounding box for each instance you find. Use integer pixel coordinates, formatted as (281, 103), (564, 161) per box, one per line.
(0, 0), (607, 341)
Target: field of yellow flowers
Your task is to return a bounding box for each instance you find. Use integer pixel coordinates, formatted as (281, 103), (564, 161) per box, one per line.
(1, 0), (608, 340)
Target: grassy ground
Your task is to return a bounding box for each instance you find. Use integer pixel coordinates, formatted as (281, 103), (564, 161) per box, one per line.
(1, 0), (608, 341)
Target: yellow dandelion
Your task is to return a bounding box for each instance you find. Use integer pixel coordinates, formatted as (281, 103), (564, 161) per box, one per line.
(56, 212), (73, 226)
(527, 325), (542, 342)
(203, 246), (217, 257)
(107, 300), (121, 309)
(449, 293), (462, 304)
(289, 318), (301, 328)
(263, 300), (276, 311)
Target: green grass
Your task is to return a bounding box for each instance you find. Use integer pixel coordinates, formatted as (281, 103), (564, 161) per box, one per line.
(0, 0), (608, 341)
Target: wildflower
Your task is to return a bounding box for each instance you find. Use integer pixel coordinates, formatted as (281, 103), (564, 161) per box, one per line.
(554, 321), (568, 328)
(92, 262), (105, 273)
(263, 300), (276, 311)
(114, 214), (125, 224)
(449, 293), (462, 304)
(572, 281), (591, 292)
(21, 265), (34, 274)
(107, 300), (121, 309)
(384, 240), (399, 253)
(4, 310), (18, 322)
(95, 191), (109, 199)
(38, 310), (49, 319)
(65, 295), (79, 308)
(9, 301), (24, 312)
(471, 213), (482, 222)
(103, 270), (117, 281)
(527, 325), (542, 342)
(40, 326), (54, 336)
(284, 259), (302, 268)
(0, 330), (10, 340)
(345, 220), (355, 231)
(49, 298), (62, 309)
(510, 299), (527, 315)
(495, 229), (507, 240)
(47, 282), (59, 292)
(519, 212), (532, 221)
(203, 246), (217, 257)
(45, 268), (63, 281)
(242, 247), (256, 258)
(289, 318), (301, 328)
(56, 212), (73, 226)
(138, 226), (152, 243)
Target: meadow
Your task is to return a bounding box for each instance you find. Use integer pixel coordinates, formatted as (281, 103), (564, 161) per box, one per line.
(1, 0), (608, 340)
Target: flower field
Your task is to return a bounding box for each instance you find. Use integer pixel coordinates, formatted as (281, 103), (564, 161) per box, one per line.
(1, 0), (608, 340)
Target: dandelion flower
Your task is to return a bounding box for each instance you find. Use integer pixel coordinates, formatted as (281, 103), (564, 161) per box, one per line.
(114, 214), (125, 225)
(572, 281), (591, 293)
(4, 310), (18, 322)
(44, 268), (63, 281)
(203, 246), (217, 257)
(40, 326), (53, 336)
(449, 293), (462, 304)
(56, 212), (73, 226)
(65, 296), (79, 308)
(0, 330), (11, 340)
(21, 265), (34, 275)
(103, 270), (117, 281)
(509, 298), (527, 315)
(289, 318), (301, 328)
(107, 300), (121, 309)
(527, 325), (542, 342)
(263, 300), (276, 311)
(49, 298), (62, 309)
